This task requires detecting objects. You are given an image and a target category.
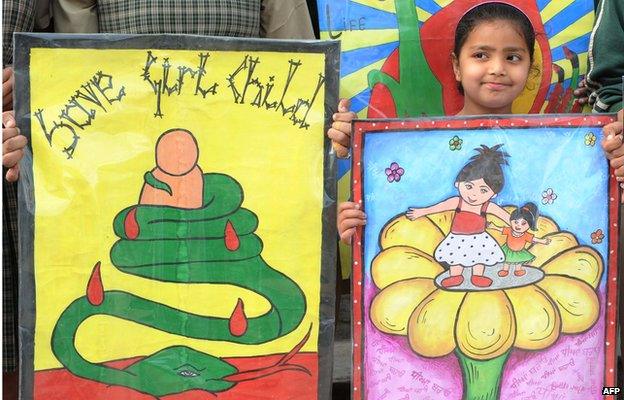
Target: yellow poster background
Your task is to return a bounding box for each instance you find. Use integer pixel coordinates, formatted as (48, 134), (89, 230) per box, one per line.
(30, 48), (326, 370)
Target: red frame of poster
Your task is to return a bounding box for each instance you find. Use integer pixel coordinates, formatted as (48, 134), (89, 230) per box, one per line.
(350, 114), (620, 400)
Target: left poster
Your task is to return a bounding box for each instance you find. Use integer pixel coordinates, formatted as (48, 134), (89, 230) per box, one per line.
(14, 33), (339, 400)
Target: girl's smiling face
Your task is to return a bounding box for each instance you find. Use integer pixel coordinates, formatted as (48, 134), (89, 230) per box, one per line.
(452, 20), (531, 115)
(511, 217), (530, 233)
(456, 178), (496, 206)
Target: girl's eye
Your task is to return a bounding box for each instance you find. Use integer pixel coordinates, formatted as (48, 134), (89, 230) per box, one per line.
(465, 184), (473, 189)
(521, 221), (527, 225)
(480, 189), (488, 194)
(507, 54), (522, 62)
(473, 52), (488, 60)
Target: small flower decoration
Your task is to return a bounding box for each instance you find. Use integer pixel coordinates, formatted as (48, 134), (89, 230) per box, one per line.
(585, 132), (597, 147)
(385, 162), (405, 183)
(591, 229), (604, 244)
(449, 135), (463, 151)
(542, 188), (558, 205)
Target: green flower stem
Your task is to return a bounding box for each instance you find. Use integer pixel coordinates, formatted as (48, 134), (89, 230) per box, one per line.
(455, 349), (511, 400)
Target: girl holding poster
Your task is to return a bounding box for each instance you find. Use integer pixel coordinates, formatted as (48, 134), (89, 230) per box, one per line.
(335, 3), (543, 244)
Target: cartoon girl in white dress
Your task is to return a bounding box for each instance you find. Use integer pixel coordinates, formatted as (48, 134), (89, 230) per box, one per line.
(406, 145), (511, 288)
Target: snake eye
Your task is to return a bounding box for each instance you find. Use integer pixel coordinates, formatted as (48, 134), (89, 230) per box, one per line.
(179, 370), (199, 377)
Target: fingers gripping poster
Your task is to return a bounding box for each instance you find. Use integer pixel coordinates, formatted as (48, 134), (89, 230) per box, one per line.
(351, 115), (620, 400)
(317, 0), (596, 277)
(14, 34), (339, 400)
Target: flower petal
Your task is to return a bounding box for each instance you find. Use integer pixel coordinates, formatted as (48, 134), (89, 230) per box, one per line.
(531, 232), (579, 267)
(394, 174), (402, 182)
(455, 291), (516, 360)
(505, 285), (561, 350)
(390, 162), (398, 170)
(541, 246), (603, 288)
(371, 278), (437, 335)
(408, 289), (465, 357)
(533, 215), (559, 237)
(537, 276), (600, 334)
(387, 175), (395, 182)
(371, 246), (445, 289)
(397, 168), (404, 175)
(427, 211), (455, 235)
(380, 215), (446, 255)
(385, 168), (392, 176)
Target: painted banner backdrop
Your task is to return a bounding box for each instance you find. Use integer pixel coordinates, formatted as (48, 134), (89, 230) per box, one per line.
(351, 115), (620, 400)
(14, 33), (339, 400)
(317, 0), (596, 277)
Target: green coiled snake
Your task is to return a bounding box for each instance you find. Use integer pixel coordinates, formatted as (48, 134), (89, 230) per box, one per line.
(51, 173), (308, 397)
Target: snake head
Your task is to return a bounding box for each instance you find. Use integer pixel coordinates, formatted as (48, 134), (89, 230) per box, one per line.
(122, 346), (238, 396)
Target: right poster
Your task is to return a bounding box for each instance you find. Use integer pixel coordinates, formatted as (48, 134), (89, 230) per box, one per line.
(351, 114), (620, 400)
(317, 0), (596, 277)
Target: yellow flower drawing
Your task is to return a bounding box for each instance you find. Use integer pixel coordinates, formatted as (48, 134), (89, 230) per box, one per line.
(370, 208), (603, 400)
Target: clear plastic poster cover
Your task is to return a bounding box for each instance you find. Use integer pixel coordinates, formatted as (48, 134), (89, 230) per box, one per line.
(350, 115), (620, 400)
(14, 33), (339, 400)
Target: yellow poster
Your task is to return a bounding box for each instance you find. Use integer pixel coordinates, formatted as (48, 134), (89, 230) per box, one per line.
(15, 34), (338, 400)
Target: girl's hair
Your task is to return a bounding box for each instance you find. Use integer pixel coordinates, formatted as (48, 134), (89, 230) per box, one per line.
(511, 202), (539, 230)
(455, 144), (510, 193)
(454, 2), (535, 62)
(453, 2), (537, 93)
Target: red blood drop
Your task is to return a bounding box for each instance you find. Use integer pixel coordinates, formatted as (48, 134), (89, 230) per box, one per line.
(124, 207), (140, 240)
(224, 220), (240, 251)
(86, 261), (104, 306)
(229, 298), (248, 337)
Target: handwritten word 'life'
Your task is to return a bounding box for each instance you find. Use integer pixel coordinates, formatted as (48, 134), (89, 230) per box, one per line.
(34, 71), (125, 158)
(142, 51), (325, 130)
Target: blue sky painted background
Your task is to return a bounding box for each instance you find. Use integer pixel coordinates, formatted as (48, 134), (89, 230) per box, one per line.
(362, 127), (610, 286)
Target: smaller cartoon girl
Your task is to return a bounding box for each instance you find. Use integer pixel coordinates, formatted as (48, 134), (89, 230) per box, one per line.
(406, 144), (511, 288)
(488, 202), (551, 277)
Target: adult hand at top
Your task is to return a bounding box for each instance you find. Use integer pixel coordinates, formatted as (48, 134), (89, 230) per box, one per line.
(3, 67), (14, 111)
(3, 110), (27, 182)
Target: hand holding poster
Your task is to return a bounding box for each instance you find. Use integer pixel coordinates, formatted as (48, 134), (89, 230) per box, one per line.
(14, 34), (339, 400)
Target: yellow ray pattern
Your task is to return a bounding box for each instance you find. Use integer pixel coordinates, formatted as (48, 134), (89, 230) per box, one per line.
(548, 12), (593, 49)
(338, 29), (399, 53)
(340, 58), (387, 99)
(434, 0), (453, 7)
(352, 0), (396, 14)
(416, 7), (432, 20)
(351, 0), (431, 21)
(541, 0), (575, 23)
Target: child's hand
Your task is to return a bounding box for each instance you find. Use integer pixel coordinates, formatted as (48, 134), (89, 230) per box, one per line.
(572, 79), (590, 106)
(3, 111), (27, 182)
(338, 201), (366, 244)
(602, 110), (624, 179)
(327, 98), (356, 159)
(545, 238), (552, 245)
(405, 207), (422, 221)
(487, 221), (494, 228)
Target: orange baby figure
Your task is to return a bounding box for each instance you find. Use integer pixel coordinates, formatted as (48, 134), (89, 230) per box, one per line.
(139, 128), (204, 209)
